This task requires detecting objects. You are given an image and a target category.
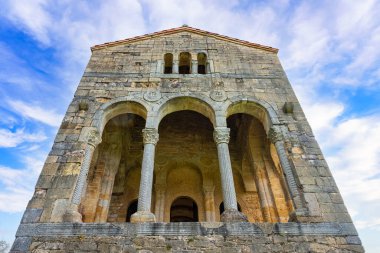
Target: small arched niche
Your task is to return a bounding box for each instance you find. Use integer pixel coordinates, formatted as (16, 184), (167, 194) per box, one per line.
(179, 52), (191, 74)
(164, 53), (173, 74)
(197, 53), (207, 74)
(170, 196), (199, 222)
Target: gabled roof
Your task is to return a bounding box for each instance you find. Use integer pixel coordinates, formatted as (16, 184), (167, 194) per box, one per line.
(91, 26), (278, 53)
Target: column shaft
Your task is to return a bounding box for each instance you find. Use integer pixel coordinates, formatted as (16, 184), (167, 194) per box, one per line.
(63, 129), (101, 222)
(131, 128), (158, 223)
(216, 143), (238, 210)
(137, 143), (156, 211)
(214, 127), (247, 222)
(173, 60), (179, 74)
(192, 60), (198, 74)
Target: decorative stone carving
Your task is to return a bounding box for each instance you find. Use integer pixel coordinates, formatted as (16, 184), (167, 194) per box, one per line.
(210, 90), (227, 101)
(210, 80), (227, 101)
(78, 100), (88, 111)
(268, 126), (283, 144)
(142, 128), (159, 145)
(283, 102), (294, 114)
(143, 90), (161, 102)
(87, 130), (102, 147)
(213, 127), (230, 144)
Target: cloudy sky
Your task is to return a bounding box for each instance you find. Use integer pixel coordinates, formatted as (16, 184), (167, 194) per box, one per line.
(0, 0), (379, 251)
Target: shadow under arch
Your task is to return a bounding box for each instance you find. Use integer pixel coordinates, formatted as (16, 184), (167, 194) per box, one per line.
(225, 96), (280, 133)
(92, 97), (149, 135)
(170, 196), (199, 222)
(154, 95), (216, 128)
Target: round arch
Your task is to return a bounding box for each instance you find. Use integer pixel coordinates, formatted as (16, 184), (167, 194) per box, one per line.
(225, 96), (280, 133)
(92, 96), (149, 135)
(155, 95), (216, 128)
(170, 196), (199, 222)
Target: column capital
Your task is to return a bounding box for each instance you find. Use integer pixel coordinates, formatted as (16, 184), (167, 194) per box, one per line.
(142, 128), (159, 145)
(213, 127), (230, 144)
(87, 129), (102, 147)
(268, 126), (283, 144)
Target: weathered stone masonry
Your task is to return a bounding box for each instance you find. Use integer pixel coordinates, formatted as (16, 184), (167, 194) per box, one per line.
(11, 26), (364, 252)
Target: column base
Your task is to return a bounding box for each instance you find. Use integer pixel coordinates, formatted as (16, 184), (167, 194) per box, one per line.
(62, 204), (82, 223)
(221, 209), (248, 222)
(130, 211), (156, 223)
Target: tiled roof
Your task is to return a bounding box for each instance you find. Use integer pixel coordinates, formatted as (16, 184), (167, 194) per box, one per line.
(91, 26), (278, 53)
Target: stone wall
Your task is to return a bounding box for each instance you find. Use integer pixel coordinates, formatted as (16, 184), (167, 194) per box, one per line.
(12, 222), (363, 252)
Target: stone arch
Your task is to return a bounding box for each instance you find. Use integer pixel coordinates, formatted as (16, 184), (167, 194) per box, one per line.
(225, 96), (280, 133)
(163, 162), (205, 222)
(154, 95), (216, 128)
(92, 96), (149, 135)
(170, 196), (199, 222)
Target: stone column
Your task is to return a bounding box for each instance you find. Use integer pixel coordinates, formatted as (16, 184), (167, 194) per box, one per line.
(191, 60), (198, 74)
(214, 127), (248, 222)
(131, 128), (159, 223)
(94, 144), (122, 222)
(203, 185), (216, 222)
(63, 129), (101, 222)
(254, 163), (276, 222)
(172, 60), (179, 74)
(268, 125), (307, 218)
(154, 184), (166, 222)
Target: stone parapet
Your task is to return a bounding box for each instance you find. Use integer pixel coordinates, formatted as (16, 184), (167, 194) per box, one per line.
(11, 222), (363, 252)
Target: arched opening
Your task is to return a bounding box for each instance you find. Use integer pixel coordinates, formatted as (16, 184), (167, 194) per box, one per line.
(156, 96), (216, 128)
(219, 202), (242, 214)
(81, 113), (146, 222)
(126, 200), (138, 222)
(164, 53), (173, 74)
(170, 197), (198, 222)
(179, 52), (191, 74)
(226, 113), (293, 222)
(156, 110), (215, 222)
(197, 53), (207, 74)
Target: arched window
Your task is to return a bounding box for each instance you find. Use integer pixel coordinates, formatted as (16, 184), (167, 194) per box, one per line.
(170, 196), (198, 222)
(164, 53), (173, 74)
(126, 199), (138, 222)
(197, 53), (207, 74)
(219, 202), (242, 214)
(179, 52), (191, 74)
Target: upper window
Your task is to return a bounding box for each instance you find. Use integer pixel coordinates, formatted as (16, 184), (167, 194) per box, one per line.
(164, 53), (173, 74)
(179, 52), (191, 74)
(197, 53), (207, 74)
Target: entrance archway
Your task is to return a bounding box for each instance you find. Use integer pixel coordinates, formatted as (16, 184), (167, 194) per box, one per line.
(170, 197), (199, 222)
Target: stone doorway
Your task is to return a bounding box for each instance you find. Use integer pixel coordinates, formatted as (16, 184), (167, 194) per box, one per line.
(170, 197), (199, 222)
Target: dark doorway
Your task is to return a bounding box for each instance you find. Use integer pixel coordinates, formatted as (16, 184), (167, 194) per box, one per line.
(170, 196), (198, 222)
(126, 200), (138, 222)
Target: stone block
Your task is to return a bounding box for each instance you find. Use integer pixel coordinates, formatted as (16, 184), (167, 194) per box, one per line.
(21, 208), (43, 223)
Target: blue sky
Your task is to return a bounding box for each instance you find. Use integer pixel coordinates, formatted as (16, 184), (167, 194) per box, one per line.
(0, 0), (379, 251)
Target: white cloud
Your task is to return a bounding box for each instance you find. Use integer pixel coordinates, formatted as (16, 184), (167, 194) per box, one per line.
(3, 0), (52, 44)
(7, 100), (62, 127)
(0, 128), (46, 148)
(0, 156), (43, 212)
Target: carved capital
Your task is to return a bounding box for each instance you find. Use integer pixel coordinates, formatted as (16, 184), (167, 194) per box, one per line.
(142, 128), (159, 145)
(87, 130), (102, 147)
(268, 126), (283, 144)
(213, 127), (230, 144)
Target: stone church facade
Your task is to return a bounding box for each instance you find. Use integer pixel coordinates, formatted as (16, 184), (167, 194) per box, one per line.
(11, 26), (364, 252)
